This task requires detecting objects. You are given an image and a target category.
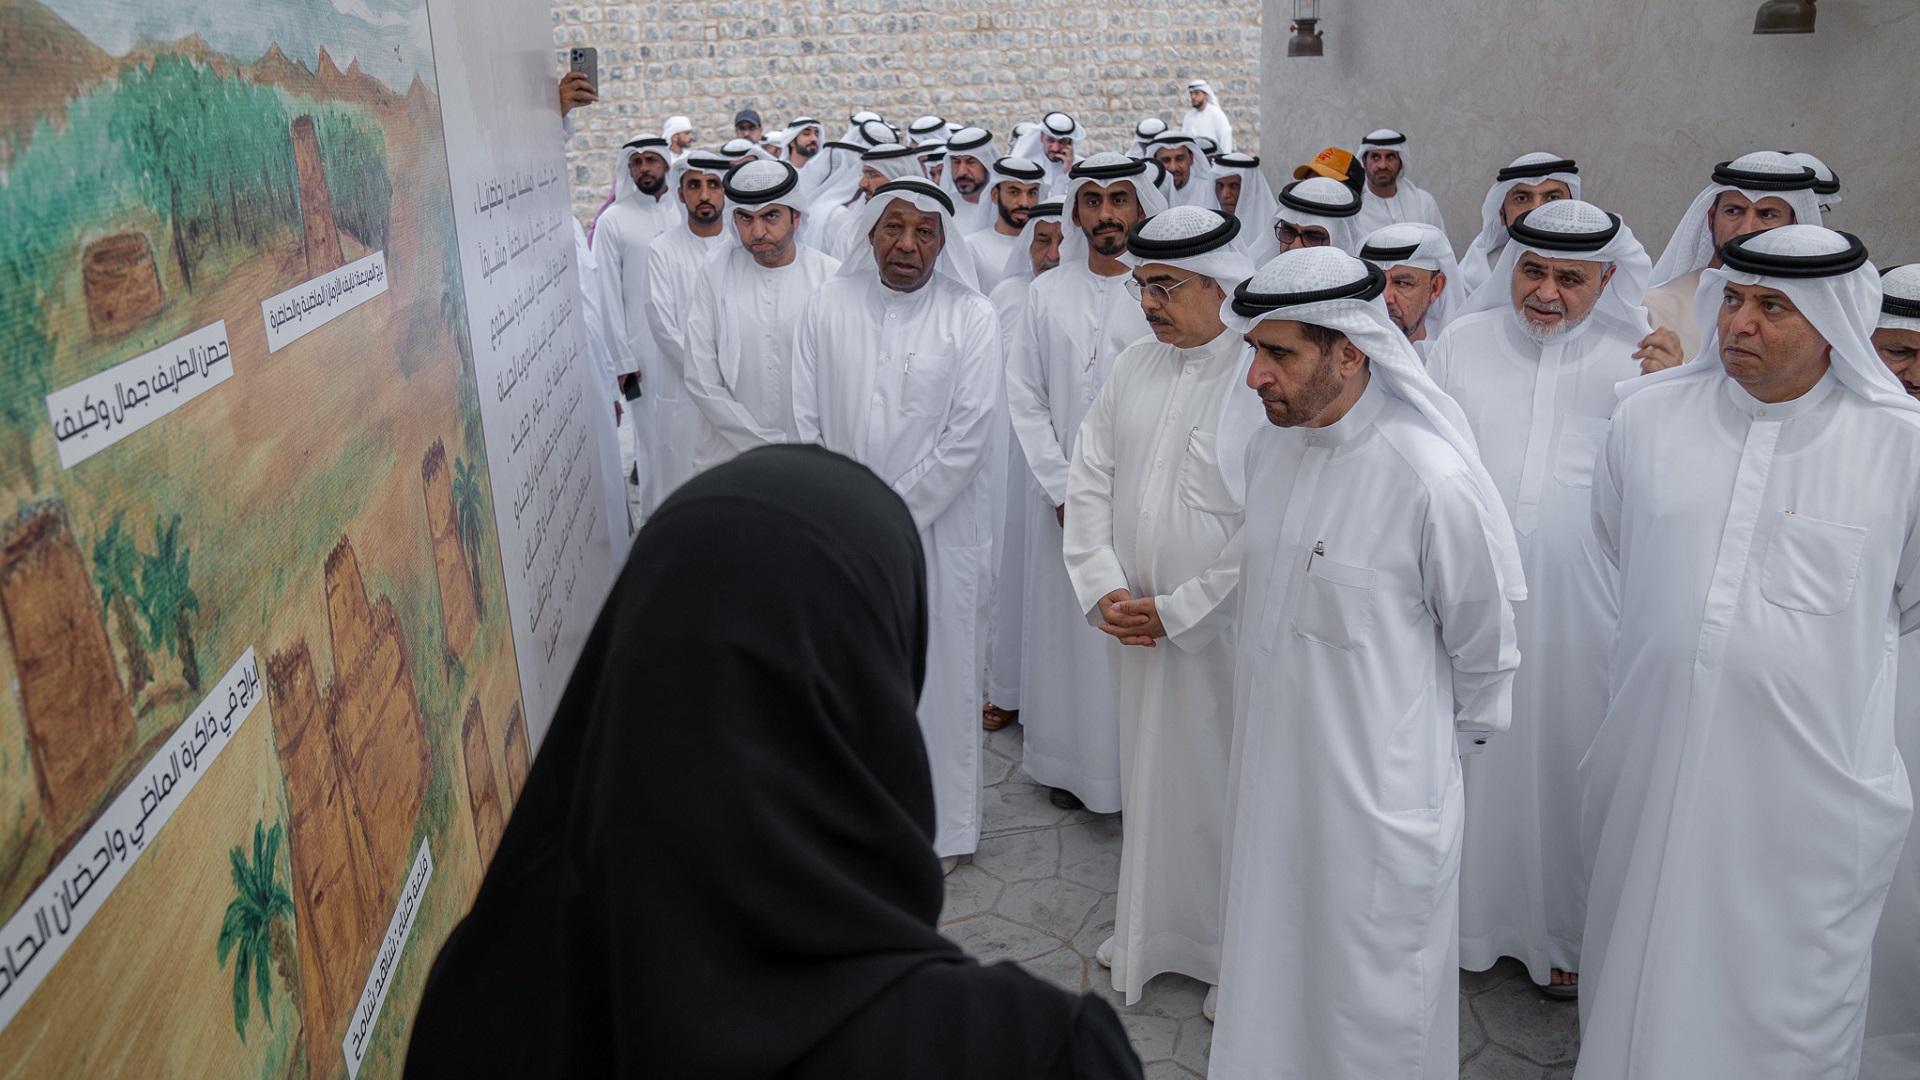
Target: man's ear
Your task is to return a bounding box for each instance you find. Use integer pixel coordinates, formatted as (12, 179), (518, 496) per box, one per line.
(1431, 271), (1447, 299)
(1338, 337), (1367, 378)
(1600, 265), (1617, 290)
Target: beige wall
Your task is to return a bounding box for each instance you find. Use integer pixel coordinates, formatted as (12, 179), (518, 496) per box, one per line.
(554, 0), (1263, 224)
(1259, 0), (1918, 266)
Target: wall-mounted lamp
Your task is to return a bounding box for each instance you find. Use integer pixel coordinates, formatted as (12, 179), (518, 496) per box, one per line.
(1753, 0), (1816, 34)
(1288, 0), (1324, 56)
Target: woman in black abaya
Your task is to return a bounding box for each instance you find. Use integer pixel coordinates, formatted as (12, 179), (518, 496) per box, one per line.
(404, 444), (1142, 1079)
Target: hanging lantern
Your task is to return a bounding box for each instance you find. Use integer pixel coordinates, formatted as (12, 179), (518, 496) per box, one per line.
(1753, 0), (1816, 33)
(1288, 0), (1324, 57)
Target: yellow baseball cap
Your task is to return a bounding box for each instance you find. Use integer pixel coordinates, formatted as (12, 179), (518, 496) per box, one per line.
(1293, 147), (1355, 181)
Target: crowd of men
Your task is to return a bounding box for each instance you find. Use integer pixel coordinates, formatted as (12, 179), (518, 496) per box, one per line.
(559, 73), (1918, 1080)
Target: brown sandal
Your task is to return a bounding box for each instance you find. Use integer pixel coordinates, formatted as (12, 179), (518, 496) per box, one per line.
(982, 704), (1018, 731)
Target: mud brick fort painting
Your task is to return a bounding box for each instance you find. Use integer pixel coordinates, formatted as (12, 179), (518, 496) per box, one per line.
(0, 0), (586, 1074)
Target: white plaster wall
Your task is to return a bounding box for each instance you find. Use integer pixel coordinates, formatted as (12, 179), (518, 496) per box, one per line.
(1259, 0), (1918, 266)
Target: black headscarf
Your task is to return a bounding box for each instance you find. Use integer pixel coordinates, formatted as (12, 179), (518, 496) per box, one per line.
(405, 445), (1140, 1080)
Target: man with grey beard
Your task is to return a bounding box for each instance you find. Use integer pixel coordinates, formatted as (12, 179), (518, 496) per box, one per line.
(1422, 199), (1652, 1002)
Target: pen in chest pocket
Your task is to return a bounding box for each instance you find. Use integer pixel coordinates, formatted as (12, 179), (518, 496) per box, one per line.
(1306, 539), (1324, 570)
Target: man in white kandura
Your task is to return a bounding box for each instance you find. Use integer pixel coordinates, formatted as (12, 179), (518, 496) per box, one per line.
(1063, 206), (1260, 1017)
(636, 149), (736, 512)
(983, 202), (1066, 734)
(1006, 153), (1169, 812)
(832, 142), (927, 261)
(792, 178), (1001, 873)
(1425, 200), (1650, 1001)
(1179, 79), (1233, 155)
(937, 126), (997, 232)
(1457, 153), (1581, 297)
(1209, 153), (1278, 263)
(1127, 117), (1169, 160)
(965, 156), (1045, 294)
(1866, 263), (1920, 1080)
(1212, 247), (1523, 1080)
(1352, 129), (1447, 237)
(1270, 176), (1365, 255)
(594, 133), (677, 504)
(1357, 222), (1460, 358)
(1151, 132), (1218, 209)
(1635, 151), (1824, 372)
(1010, 111), (1084, 199)
(1578, 226), (1920, 1080)
(682, 159), (839, 474)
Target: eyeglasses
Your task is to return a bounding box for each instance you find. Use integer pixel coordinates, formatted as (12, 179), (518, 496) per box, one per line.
(1275, 221), (1331, 247)
(1126, 274), (1201, 304)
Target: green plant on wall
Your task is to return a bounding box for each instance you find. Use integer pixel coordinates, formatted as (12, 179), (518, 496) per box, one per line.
(138, 513), (201, 693)
(216, 820), (296, 1043)
(91, 510), (154, 699)
(452, 455), (487, 616)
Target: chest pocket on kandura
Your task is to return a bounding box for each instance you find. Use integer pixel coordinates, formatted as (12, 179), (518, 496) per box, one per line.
(897, 353), (956, 418)
(1176, 428), (1241, 516)
(1292, 551), (1376, 651)
(1760, 511), (1867, 616)
(1552, 414), (1611, 488)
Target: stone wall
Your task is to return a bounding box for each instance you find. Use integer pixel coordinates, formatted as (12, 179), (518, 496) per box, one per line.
(552, 0), (1262, 223)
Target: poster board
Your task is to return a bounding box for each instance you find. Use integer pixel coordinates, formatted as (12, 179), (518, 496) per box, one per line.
(0, 0), (625, 1074)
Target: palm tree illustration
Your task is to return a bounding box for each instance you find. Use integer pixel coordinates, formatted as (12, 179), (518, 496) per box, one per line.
(217, 820), (296, 1042)
(91, 510), (153, 699)
(138, 513), (200, 692)
(452, 456), (487, 615)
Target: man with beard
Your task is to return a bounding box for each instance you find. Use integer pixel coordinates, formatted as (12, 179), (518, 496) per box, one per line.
(1578, 226), (1920, 1080)
(1005, 154), (1169, 813)
(781, 116), (823, 169)
(1064, 206), (1260, 1018)
(732, 108), (763, 144)
(938, 127), (997, 232)
(982, 202), (1065, 734)
(1179, 79), (1234, 155)
(1358, 222), (1461, 355)
(683, 160), (840, 474)
(1212, 248), (1523, 1079)
(1426, 201), (1651, 1002)
(1458, 153), (1581, 297)
(966, 156), (1045, 293)
(1352, 129), (1447, 236)
(663, 114), (695, 158)
(1151, 132), (1218, 209)
(1867, 263), (1920, 1080)
(594, 134), (677, 502)
(1635, 151), (1823, 372)
(792, 179), (1002, 873)
(634, 150), (736, 513)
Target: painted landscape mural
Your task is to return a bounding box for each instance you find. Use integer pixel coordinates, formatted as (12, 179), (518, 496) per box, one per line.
(0, 0), (542, 1074)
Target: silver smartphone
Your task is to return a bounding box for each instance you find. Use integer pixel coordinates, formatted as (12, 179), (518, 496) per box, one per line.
(568, 46), (598, 90)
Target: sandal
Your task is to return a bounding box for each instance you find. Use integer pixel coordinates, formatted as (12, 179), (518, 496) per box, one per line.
(982, 704), (1018, 731)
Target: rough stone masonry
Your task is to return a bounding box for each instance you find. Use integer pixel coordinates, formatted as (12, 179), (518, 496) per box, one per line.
(551, 0), (1263, 223)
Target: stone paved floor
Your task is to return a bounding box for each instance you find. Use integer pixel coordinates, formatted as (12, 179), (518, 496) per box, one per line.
(939, 724), (1584, 1078)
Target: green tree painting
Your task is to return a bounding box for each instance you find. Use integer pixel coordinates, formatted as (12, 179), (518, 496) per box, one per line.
(138, 513), (200, 692)
(216, 821), (296, 1043)
(91, 510), (153, 699)
(452, 456), (487, 615)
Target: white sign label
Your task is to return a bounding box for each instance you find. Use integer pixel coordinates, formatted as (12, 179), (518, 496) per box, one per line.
(45, 320), (233, 470)
(261, 250), (390, 353)
(342, 837), (433, 1077)
(0, 648), (262, 1033)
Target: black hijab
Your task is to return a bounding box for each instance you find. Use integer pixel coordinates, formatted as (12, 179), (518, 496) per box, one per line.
(405, 445), (1139, 1080)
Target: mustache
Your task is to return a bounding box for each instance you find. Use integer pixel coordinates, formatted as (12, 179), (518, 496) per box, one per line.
(1523, 298), (1566, 316)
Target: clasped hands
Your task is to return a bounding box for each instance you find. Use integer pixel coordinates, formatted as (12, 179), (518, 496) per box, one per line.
(1097, 588), (1165, 648)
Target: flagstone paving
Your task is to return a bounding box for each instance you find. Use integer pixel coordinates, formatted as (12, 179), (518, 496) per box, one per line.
(939, 724), (1583, 1078)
